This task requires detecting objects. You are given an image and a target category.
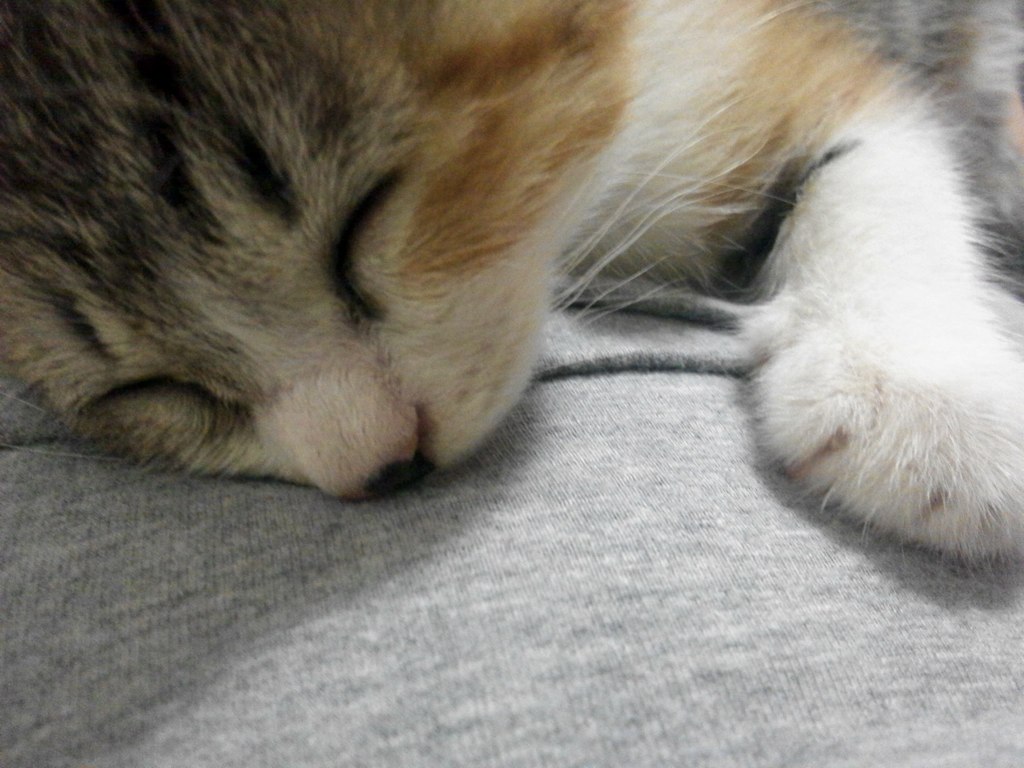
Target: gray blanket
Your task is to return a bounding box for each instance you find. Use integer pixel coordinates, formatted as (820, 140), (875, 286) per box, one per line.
(3, 305), (1023, 767)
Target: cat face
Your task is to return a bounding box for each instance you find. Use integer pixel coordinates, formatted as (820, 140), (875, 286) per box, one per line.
(0, 0), (629, 496)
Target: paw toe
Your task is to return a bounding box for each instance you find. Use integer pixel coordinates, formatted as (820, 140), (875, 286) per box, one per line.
(785, 428), (850, 481)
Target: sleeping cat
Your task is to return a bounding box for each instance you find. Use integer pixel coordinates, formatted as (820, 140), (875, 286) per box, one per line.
(3, 0), (1024, 557)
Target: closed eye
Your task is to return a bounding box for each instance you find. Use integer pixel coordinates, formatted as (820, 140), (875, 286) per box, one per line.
(331, 173), (399, 322)
(98, 376), (221, 405)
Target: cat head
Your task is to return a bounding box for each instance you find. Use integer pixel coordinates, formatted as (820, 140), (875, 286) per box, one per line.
(0, 0), (629, 496)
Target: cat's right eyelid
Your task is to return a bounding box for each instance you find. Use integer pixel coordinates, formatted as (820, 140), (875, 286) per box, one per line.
(331, 173), (400, 322)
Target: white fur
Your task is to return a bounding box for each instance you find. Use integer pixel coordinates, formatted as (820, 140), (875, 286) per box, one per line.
(569, 3), (1024, 557)
(569, 0), (772, 285)
(742, 106), (1024, 556)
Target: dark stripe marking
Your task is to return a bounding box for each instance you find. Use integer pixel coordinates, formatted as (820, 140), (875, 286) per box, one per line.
(142, 113), (199, 212)
(52, 294), (113, 359)
(137, 113), (219, 239)
(234, 128), (298, 222)
(51, 235), (105, 286)
(104, 0), (172, 40)
(131, 50), (190, 108)
(108, 0), (190, 107)
(21, 13), (67, 83)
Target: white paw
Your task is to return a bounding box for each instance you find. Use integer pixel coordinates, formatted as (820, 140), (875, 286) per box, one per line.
(748, 305), (1024, 558)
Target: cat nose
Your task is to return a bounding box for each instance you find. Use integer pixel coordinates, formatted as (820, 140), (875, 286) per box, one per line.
(363, 451), (436, 497)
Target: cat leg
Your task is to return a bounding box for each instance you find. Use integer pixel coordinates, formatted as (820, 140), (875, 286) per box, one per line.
(745, 99), (1024, 558)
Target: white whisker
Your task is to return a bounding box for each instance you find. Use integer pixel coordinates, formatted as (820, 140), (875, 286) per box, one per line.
(573, 264), (676, 326)
(0, 443), (124, 463)
(558, 109), (780, 308)
(556, 193), (707, 309)
(0, 387), (48, 414)
(560, 96), (750, 273)
(749, 0), (817, 30)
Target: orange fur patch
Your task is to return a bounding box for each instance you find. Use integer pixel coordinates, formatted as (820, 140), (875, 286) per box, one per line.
(403, 1), (631, 278)
(402, 0), (903, 281)
(746, 0), (897, 145)
(674, 0), (901, 249)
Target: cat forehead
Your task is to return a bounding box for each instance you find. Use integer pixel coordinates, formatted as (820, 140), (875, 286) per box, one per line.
(0, 0), (629, 377)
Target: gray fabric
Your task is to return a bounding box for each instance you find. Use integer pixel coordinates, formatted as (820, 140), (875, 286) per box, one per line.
(3, 308), (1024, 768)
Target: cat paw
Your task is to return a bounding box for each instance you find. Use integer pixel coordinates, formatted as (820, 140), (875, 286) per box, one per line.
(749, 318), (1024, 558)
